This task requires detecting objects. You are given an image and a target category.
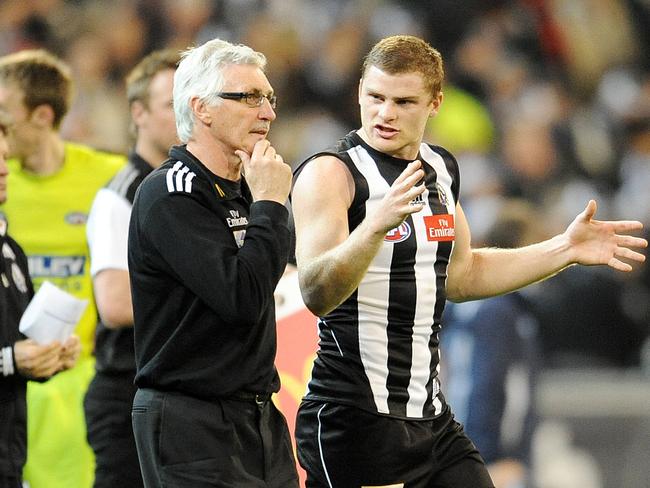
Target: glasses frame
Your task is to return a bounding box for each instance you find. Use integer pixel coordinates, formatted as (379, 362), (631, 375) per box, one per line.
(217, 91), (277, 109)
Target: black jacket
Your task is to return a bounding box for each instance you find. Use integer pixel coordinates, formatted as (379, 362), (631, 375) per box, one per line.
(128, 145), (289, 400)
(0, 220), (34, 478)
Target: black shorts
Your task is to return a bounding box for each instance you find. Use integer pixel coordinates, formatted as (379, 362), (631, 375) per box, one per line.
(295, 400), (494, 488)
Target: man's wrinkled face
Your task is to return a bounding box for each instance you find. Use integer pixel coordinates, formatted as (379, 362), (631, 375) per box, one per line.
(206, 63), (276, 157)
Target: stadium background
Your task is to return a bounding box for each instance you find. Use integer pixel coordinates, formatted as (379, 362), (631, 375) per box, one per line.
(1, 1), (649, 486)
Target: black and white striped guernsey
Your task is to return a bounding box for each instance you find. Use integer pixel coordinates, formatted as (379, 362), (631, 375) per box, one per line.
(91, 152), (154, 374)
(295, 131), (460, 420)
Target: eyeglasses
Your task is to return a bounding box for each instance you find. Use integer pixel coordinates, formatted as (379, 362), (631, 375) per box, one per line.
(217, 91), (277, 109)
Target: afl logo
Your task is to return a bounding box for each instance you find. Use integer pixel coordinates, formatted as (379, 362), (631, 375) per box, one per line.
(384, 222), (411, 243)
(65, 212), (88, 225)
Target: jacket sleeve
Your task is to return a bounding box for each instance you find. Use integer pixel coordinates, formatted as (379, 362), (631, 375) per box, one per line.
(141, 193), (289, 327)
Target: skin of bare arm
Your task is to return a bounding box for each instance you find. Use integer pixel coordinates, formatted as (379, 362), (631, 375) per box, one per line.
(293, 155), (425, 317)
(447, 200), (647, 302)
(93, 269), (134, 328)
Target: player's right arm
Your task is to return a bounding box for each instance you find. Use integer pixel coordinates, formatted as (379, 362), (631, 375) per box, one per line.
(93, 269), (134, 328)
(292, 156), (425, 316)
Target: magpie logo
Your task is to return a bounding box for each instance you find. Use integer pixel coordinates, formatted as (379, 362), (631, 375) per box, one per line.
(166, 161), (197, 194)
(436, 183), (448, 206)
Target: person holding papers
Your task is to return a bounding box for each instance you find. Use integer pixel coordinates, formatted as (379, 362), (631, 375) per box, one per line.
(0, 115), (80, 487)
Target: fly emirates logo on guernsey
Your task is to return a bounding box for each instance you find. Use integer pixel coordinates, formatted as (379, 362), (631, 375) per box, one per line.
(384, 214), (455, 243)
(423, 214), (455, 241)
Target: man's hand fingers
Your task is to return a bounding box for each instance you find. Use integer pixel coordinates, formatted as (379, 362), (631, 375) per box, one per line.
(608, 221), (645, 233)
(250, 139), (271, 160)
(615, 246), (646, 263)
(394, 160), (422, 185)
(581, 199), (597, 221)
(616, 234), (648, 250)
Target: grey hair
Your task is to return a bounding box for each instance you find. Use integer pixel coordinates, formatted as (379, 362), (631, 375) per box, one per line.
(173, 39), (267, 143)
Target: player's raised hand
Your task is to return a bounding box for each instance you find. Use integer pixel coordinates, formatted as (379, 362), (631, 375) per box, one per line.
(369, 160), (426, 234)
(564, 200), (647, 272)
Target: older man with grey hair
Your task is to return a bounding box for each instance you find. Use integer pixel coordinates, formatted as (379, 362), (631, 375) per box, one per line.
(128, 38), (297, 487)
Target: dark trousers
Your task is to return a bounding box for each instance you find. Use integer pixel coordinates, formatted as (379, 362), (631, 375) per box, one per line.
(296, 400), (495, 488)
(84, 371), (143, 488)
(0, 474), (21, 488)
(132, 388), (299, 488)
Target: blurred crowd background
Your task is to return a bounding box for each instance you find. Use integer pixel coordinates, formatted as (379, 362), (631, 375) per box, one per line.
(2, 0), (647, 370)
(1, 0), (649, 485)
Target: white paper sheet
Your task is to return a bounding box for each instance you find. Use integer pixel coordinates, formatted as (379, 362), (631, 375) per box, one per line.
(18, 281), (88, 344)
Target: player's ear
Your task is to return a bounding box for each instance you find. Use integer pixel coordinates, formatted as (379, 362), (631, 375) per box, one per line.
(30, 104), (55, 129)
(429, 92), (443, 118)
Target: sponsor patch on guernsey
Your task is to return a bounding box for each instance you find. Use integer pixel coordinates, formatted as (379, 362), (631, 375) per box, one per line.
(384, 221), (411, 243)
(423, 214), (455, 241)
(64, 212), (88, 225)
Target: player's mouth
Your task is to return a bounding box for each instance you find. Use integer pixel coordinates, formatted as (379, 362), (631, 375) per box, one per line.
(374, 124), (399, 139)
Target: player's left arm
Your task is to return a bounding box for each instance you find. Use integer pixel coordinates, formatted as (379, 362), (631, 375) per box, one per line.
(446, 200), (647, 302)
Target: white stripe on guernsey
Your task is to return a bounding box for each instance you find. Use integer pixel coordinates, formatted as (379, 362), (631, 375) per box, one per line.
(108, 163), (136, 195)
(433, 396), (443, 415)
(421, 146), (454, 417)
(348, 145), (393, 414)
(166, 161), (183, 192)
(317, 404), (335, 488)
(404, 145), (455, 417)
(407, 161), (436, 417)
(116, 166), (139, 197)
(420, 145), (456, 212)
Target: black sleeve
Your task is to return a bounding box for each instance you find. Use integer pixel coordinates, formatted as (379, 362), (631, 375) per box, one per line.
(142, 194), (289, 327)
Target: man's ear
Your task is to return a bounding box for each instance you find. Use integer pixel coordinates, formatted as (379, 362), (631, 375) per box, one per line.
(429, 91), (443, 118)
(130, 100), (146, 126)
(30, 104), (55, 128)
(358, 78), (363, 106)
(190, 96), (211, 125)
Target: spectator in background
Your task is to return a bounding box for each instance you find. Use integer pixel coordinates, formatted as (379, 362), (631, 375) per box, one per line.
(84, 48), (180, 488)
(441, 200), (544, 488)
(0, 49), (125, 488)
(128, 39), (298, 487)
(0, 112), (81, 488)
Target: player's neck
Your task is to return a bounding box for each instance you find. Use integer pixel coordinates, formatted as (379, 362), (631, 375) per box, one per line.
(20, 133), (65, 176)
(134, 139), (168, 170)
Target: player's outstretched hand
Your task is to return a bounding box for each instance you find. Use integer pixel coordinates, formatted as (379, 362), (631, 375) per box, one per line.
(564, 200), (647, 272)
